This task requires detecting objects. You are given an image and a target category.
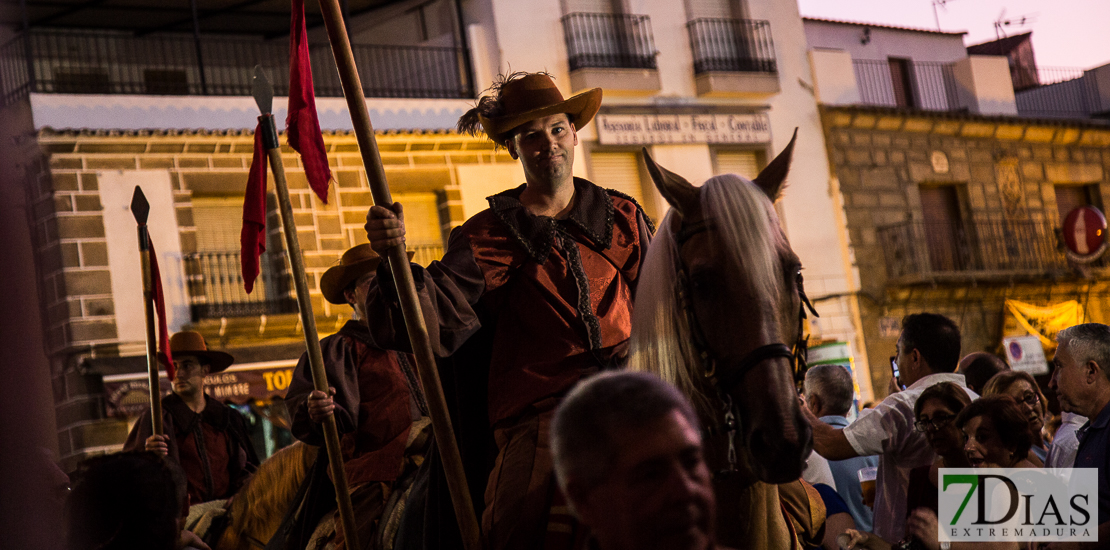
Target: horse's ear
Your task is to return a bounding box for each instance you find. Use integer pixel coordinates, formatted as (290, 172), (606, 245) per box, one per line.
(752, 128), (798, 202)
(642, 147), (698, 216)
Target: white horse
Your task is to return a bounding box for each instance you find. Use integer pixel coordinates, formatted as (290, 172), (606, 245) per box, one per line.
(630, 132), (824, 548)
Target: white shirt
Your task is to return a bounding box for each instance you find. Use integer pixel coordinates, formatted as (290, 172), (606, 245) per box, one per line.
(842, 372), (977, 542)
(1045, 411), (1088, 469)
(802, 451), (837, 491)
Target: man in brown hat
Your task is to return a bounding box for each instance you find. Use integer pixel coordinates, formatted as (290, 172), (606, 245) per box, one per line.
(285, 244), (428, 550)
(124, 331), (259, 506)
(362, 72), (653, 549)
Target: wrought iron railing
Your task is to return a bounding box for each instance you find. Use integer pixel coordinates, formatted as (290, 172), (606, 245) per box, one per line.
(561, 12), (657, 71)
(686, 18), (776, 74)
(185, 250), (296, 320)
(0, 29), (472, 105)
(877, 220), (1079, 281)
(852, 59), (960, 112)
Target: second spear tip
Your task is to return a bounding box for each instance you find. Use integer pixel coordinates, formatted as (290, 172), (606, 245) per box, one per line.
(130, 186), (149, 224)
(252, 65), (274, 116)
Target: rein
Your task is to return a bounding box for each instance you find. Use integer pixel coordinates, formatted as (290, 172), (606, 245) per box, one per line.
(674, 217), (818, 473)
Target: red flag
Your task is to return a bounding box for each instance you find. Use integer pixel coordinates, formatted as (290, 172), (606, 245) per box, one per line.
(242, 124), (268, 294)
(288, 0), (332, 204)
(147, 240), (176, 380)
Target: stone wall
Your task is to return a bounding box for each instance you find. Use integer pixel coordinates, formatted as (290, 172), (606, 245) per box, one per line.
(30, 128), (514, 467)
(821, 106), (1110, 399)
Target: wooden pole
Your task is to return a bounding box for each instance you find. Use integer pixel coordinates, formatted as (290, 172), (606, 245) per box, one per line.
(313, 2), (481, 548)
(255, 111), (361, 549)
(130, 188), (162, 436)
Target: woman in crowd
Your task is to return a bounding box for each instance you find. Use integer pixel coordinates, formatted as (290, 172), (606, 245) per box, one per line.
(905, 382), (973, 516)
(982, 370), (1049, 464)
(839, 395), (1034, 550)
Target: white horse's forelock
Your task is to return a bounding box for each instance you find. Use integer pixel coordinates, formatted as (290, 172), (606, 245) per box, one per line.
(629, 174), (786, 424)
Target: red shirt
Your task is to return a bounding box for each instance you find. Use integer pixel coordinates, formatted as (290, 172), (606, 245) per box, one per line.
(364, 178), (652, 423)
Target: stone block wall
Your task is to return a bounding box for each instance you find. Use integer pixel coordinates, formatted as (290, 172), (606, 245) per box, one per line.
(30, 128), (515, 467)
(821, 106), (1110, 398)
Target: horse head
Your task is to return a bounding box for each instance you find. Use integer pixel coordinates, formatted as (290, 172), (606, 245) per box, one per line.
(631, 130), (812, 484)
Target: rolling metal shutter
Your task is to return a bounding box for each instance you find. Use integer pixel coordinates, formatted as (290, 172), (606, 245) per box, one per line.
(589, 151), (647, 206)
(714, 150), (761, 179)
(192, 197), (244, 252)
(686, 0), (733, 19)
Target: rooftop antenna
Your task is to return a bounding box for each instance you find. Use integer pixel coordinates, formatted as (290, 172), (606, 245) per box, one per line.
(994, 9), (1037, 41)
(932, 0), (954, 31)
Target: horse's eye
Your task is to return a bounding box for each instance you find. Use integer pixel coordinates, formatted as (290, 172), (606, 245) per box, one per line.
(795, 269), (804, 286)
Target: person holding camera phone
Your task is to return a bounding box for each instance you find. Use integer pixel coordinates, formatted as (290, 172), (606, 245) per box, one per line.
(802, 313), (978, 544)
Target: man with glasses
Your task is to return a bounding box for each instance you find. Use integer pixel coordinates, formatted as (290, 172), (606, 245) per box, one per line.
(124, 331), (259, 506)
(801, 313), (977, 543)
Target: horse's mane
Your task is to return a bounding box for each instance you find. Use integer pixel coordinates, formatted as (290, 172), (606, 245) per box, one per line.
(220, 441), (317, 549)
(629, 174), (785, 426)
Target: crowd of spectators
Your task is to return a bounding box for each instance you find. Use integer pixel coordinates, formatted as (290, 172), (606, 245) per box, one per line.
(55, 316), (1110, 550)
(815, 317), (1110, 550)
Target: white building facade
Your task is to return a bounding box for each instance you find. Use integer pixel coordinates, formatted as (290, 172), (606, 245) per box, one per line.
(0, 0), (874, 469)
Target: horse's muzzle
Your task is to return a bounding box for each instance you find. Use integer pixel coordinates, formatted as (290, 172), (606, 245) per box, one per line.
(747, 413), (812, 484)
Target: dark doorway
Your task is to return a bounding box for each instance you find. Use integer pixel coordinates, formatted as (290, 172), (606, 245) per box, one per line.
(920, 185), (966, 272)
(888, 58), (917, 109)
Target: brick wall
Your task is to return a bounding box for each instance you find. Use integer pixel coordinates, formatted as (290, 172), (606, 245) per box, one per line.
(31, 128), (516, 466)
(821, 107), (1110, 398)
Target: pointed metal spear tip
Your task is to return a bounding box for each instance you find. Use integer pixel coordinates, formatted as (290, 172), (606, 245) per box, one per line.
(130, 185), (149, 224)
(252, 65), (274, 115)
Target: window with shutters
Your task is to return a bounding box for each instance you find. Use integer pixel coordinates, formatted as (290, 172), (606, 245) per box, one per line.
(393, 192), (445, 265)
(186, 196), (294, 319)
(685, 0), (734, 19)
(713, 149), (762, 179)
(589, 151), (654, 220)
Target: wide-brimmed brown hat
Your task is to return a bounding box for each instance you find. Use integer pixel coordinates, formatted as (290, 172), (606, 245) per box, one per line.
(161, 331), (234, 373)
(478, 73), (602, 146)
(320, 244), (415, 305)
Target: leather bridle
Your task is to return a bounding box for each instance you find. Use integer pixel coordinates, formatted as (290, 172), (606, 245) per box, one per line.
(673, 217), (818, 471)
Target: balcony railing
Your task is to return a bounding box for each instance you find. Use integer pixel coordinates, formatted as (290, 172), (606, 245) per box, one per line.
(184, 244), (444, 320)
(0, 29), (473, 106)
(877, 220), (1081, 281)
(185, 250), (296, 320)
(561, 12), (657, 71)
(686, 18), (776, 74)
(853, 59), (960, 112)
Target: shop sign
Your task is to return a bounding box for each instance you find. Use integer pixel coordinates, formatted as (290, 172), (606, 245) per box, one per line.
(104, 361), (298, 418)
(595, 113), (771, 145)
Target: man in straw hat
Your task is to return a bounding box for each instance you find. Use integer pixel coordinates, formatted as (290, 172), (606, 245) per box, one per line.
(124, 331), (259, 506)
(284, 244), (429, 550)
(362, 71), (653, 549)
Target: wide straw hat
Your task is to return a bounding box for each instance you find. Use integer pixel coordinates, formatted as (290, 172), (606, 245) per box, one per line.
(162, 331), (234, 373)
(320, 244), (414, 305)
(478, 73), (602, 146)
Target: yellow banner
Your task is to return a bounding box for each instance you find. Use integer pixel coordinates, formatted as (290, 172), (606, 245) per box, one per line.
(1004, 299), (1085, 349)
